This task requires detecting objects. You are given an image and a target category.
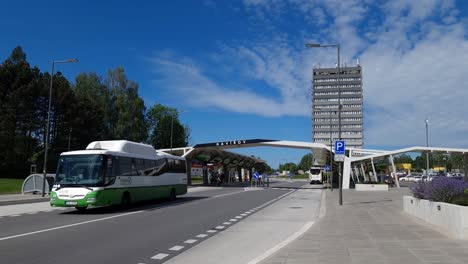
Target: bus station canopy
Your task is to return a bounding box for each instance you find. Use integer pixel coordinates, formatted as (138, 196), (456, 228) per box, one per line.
(159, 139), (331, 167)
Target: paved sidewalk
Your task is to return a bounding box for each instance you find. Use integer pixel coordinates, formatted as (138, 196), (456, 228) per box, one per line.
(262, 188), (468, 264)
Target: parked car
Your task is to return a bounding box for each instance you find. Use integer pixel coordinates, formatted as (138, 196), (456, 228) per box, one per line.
(399, 175), (414, 182)
(412, 175), (423, 182)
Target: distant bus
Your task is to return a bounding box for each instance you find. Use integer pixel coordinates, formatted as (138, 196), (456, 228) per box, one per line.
(50, 140), (187, 211)
(308, 166), (323, 184)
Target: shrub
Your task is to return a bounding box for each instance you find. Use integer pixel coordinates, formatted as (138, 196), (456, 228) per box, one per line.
(410, 177), (468, 204)
(452, 194), (468, 206)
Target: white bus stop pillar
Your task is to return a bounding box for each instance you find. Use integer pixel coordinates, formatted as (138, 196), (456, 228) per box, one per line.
(371, 158), (378, 182)
(360, 163), (367, 182)
(342, 157), (351, 190)
(354, 167), (361, 183)
(389, 155), (400, 188)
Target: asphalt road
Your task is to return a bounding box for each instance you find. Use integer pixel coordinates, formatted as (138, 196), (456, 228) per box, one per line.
(0, 181), (306, 264)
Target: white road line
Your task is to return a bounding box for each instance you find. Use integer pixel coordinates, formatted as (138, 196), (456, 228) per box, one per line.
(235, 216), (242, 219)
(42, 210), (54, 212)
(215, 226), (225, 230)
(196, 234), (208, 238)
(212, 190), (246, 199)
(169, 245), (184, 251)
(26, 212), (38, 214)
(229, 219), (238, 222)
(0, 210), (144, 241)
(184, 239), (197, 244)
(223, 222), (231, 225)
(245, 212), (251, 214)
(247, 221), (315, 264)
(241, 213), (247, 216)
(9, 215), (21, 217)
(151, 253), (169, 260)
(206, 230), (217, 233)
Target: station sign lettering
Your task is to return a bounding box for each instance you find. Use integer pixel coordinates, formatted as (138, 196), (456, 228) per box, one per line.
(216, 140), (247, 146)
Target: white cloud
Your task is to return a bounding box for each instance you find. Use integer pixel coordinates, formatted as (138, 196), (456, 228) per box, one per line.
(150, 0), (468, 148)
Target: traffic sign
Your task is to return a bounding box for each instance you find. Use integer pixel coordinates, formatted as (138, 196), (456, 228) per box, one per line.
(335, 140), (346, 155)
(325, 165), (331, 171)
(334, 154), (345, 162)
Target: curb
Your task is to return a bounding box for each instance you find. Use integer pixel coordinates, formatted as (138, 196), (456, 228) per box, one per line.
(0, 197), (49, 207)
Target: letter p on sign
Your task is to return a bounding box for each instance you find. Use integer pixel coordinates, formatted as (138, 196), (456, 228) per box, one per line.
(335, 140), (346, 155)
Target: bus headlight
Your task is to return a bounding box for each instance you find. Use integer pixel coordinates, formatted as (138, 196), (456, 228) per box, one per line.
(51, 193), (57, 198)
(87, 198), (96, 203)
(50, 198), (56, 202)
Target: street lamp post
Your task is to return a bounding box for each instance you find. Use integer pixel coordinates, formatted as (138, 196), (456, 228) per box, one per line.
(306, 43), (342, 205)
(42, 59), (79, 197)
(426, 119), (430, 178)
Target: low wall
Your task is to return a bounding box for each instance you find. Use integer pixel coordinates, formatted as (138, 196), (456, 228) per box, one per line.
(355, 184), (388, 191)
(403, 196), (468, 239)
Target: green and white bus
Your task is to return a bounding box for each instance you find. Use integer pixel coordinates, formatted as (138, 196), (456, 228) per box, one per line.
(50, 140), (187, 210)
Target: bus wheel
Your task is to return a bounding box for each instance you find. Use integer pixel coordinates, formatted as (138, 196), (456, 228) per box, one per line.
(121, 192), (131, 208)
(75, 206), (87, 212)
(169, 189), (176, 201)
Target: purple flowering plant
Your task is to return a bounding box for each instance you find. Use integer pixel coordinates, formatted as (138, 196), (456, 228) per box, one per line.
(410, 177), (468, 203)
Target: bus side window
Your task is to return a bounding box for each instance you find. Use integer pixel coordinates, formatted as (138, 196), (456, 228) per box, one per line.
(105, 156), (116, 185)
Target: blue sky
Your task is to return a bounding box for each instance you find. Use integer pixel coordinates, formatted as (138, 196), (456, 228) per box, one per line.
(2, 0), (468, 168)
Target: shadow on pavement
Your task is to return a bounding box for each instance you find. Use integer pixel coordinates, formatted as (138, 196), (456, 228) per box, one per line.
(61, 196), (207, 215)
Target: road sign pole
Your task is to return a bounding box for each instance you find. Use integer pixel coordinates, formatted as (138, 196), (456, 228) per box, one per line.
(334, 140), (345, 206)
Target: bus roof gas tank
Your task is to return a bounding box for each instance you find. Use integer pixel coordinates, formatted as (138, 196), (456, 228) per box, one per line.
(86, 140), (157, 157)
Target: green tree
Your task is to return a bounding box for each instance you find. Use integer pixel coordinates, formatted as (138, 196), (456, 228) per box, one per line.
(298, 153), (313, 171)
(279, 162), (297, 172)
(255, 162), (273, 174)
(146, 103), (190, 149)
(72, 73), (110, 148)
(0, 47), (44, 177)
(106, 67), (147, 142)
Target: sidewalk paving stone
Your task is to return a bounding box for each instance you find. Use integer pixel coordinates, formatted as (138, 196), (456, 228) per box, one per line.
(261, 188), (468, 264)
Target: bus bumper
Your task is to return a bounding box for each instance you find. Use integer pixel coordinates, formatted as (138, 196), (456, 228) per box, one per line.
(50, 191), (99, 208)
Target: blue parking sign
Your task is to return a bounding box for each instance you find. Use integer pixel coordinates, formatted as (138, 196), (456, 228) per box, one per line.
(335, 140), (346, 155)
(325, 165), (331, 171)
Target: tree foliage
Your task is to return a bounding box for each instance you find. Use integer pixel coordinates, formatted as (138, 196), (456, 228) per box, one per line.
(146, 103), (190, 149)
(298, 153), (313, 171)
(0, 47), (190, 178)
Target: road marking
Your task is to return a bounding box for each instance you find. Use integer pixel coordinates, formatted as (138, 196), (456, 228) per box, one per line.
(235, 216), (242, 219)
(212, 190), (246, 199)
(27, 212), (38, 214)
(206, 230), (217, 233)
(215, 225), (225, 230)
(223, 222), (231, 225)
(9, 214), (21, 217)
(0, 210), (144, 241)
(184, 239), (197, 244)
(248, 221), (315, 264)
(196, 234), (208, 238)
(151, 253), (169, 260)
(169, 245), (184, 251)
(42, 210), (54, 212)
(229, 219), (238, 222)
(245, 212), (251, 214)
(241, 213), (247, 216)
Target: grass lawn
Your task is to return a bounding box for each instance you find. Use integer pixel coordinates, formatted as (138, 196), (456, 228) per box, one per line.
(0, 178), (23, 194)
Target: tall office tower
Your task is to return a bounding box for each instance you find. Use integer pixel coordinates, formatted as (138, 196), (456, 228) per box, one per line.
(312, 63), (363, 149)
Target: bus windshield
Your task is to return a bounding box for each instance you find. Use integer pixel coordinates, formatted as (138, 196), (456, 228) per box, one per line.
(310, 169), (321, 175)
(56, 155), (105, 187)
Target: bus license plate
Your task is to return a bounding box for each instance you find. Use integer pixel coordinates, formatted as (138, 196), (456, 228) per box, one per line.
(65, 201), (77, 205)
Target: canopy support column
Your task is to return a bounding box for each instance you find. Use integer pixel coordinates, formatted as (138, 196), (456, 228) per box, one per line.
(186, 159), (192, 185)
(371, 158), (378, 182)
(360, 163), (366, 182)
(389, 155), (400, 188)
